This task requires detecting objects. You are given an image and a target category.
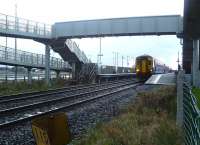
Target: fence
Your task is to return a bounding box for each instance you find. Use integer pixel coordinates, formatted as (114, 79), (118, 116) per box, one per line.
(183, 83), (200, 145)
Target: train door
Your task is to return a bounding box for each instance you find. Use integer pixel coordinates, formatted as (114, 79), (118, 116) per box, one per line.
(141, 59), (146, 73)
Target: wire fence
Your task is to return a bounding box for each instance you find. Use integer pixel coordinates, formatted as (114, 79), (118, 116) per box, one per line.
(183, 83), (200, 145)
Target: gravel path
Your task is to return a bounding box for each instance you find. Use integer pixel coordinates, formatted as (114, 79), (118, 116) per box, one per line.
(0, 84), (156, 145)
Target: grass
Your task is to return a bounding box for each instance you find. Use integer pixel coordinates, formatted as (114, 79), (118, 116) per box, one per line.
(192, 87), (200, 108)
(0, 78), (68, 95)
(71, 86), (183, 145)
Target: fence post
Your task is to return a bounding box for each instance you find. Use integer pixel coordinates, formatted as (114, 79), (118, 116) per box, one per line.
(176, 70), (184, 127)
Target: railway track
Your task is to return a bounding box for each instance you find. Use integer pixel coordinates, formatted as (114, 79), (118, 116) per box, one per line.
(0, 79), (127, 102)
(0, 79), (132, 110)
(0, 80), (142, 129)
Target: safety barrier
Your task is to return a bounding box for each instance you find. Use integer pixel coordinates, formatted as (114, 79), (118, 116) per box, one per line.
(183, 83), (200, 145)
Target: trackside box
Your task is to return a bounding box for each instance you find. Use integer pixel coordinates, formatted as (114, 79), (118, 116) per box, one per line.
(32, 112), (71, 145)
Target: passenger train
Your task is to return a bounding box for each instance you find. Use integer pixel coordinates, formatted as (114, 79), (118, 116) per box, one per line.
(135, 55), (170, 78)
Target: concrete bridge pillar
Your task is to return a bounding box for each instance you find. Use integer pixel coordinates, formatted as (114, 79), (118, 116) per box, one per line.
(27, 67), (32, 84)
(192, 39), (200, 87)
(45, 45), (50, 85)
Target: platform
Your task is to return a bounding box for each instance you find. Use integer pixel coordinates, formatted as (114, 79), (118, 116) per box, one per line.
(97, 73), (136, 82)
(145, 73), (176, 85)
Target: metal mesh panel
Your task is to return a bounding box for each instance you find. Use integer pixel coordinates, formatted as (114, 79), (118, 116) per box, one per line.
(183, 83), (200, 145)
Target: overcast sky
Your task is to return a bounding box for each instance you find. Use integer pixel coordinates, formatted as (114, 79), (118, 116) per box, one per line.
(0, 0), (184, 69)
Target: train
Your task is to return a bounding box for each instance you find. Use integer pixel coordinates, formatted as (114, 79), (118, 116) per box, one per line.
(135, 55), (170, 78)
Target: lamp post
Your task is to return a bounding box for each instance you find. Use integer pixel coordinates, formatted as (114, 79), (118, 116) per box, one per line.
(97, 38), (103, 74)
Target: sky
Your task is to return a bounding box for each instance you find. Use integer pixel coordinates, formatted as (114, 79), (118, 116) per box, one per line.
(0, 0), (184, 69)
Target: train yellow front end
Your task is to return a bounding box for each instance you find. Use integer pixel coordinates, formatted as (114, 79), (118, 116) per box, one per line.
(135, 55), (153, 78)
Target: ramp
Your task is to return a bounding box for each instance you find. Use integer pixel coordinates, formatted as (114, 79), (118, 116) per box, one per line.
(145, 73), (176, 85)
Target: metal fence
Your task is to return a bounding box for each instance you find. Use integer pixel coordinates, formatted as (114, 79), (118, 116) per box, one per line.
(0, 13), (51, 38)
(0, 45), (70, 70)
(183, 83), (200, 145)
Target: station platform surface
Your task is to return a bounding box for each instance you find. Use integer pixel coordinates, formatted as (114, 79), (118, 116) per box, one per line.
(97, 73), (136, 78)
(145, 73), (176, 85)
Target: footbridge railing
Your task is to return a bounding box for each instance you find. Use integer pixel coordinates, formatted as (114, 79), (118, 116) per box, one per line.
(0, 45), (70, 71)
(0, 13), (51, 39)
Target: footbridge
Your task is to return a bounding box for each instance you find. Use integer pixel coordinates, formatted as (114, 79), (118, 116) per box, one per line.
(52, 15), (183, 39)
(0, 13), (184, 84)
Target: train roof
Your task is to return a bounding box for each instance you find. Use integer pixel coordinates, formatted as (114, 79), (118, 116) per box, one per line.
(136, 55), (153, 59)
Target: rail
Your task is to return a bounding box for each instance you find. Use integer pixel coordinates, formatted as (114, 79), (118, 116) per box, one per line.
(0, 13), (51, 38)
(183, 83), (200, 145)
(0, 45), (70, 70)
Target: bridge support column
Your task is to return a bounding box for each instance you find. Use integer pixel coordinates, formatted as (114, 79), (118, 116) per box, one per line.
(45, 45), (50, 85)
(27, 68), (32, 84)
(72, 63), (76, 80)
(192, 39), (200, 87)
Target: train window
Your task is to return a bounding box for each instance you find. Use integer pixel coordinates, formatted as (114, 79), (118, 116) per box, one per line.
(148, 61), (151, 65)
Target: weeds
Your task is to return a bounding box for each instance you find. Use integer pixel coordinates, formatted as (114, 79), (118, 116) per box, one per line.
(192, 87), (200, 108)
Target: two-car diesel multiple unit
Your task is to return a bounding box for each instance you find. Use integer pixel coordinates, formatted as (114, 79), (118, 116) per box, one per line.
(135, 55), (170, 78)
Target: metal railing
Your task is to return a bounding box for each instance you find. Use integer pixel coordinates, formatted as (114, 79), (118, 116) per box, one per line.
(0, 13), (51, 38)
(0, 45), (70, 70)
(183, 83), (200, 145)
(66, 39), (90, 64)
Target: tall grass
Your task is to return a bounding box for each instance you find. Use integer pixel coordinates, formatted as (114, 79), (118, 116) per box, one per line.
(72, 86), (183, 145)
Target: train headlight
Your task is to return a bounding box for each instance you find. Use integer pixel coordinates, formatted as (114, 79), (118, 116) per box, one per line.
(136, 69), (140, 72)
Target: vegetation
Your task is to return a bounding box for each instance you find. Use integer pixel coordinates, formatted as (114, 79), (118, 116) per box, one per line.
(72, 86), (183, 145)
(192, 87), (200, 108)
(0, 78), (68, 95)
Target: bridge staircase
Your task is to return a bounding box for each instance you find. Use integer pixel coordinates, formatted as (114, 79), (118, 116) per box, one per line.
(50, 39), (97, 81)
(78, 63), (98, 83)
(50, 39), (89, 64)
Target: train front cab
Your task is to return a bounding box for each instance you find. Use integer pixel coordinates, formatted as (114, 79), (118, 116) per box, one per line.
(135, 55), (153, 79)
